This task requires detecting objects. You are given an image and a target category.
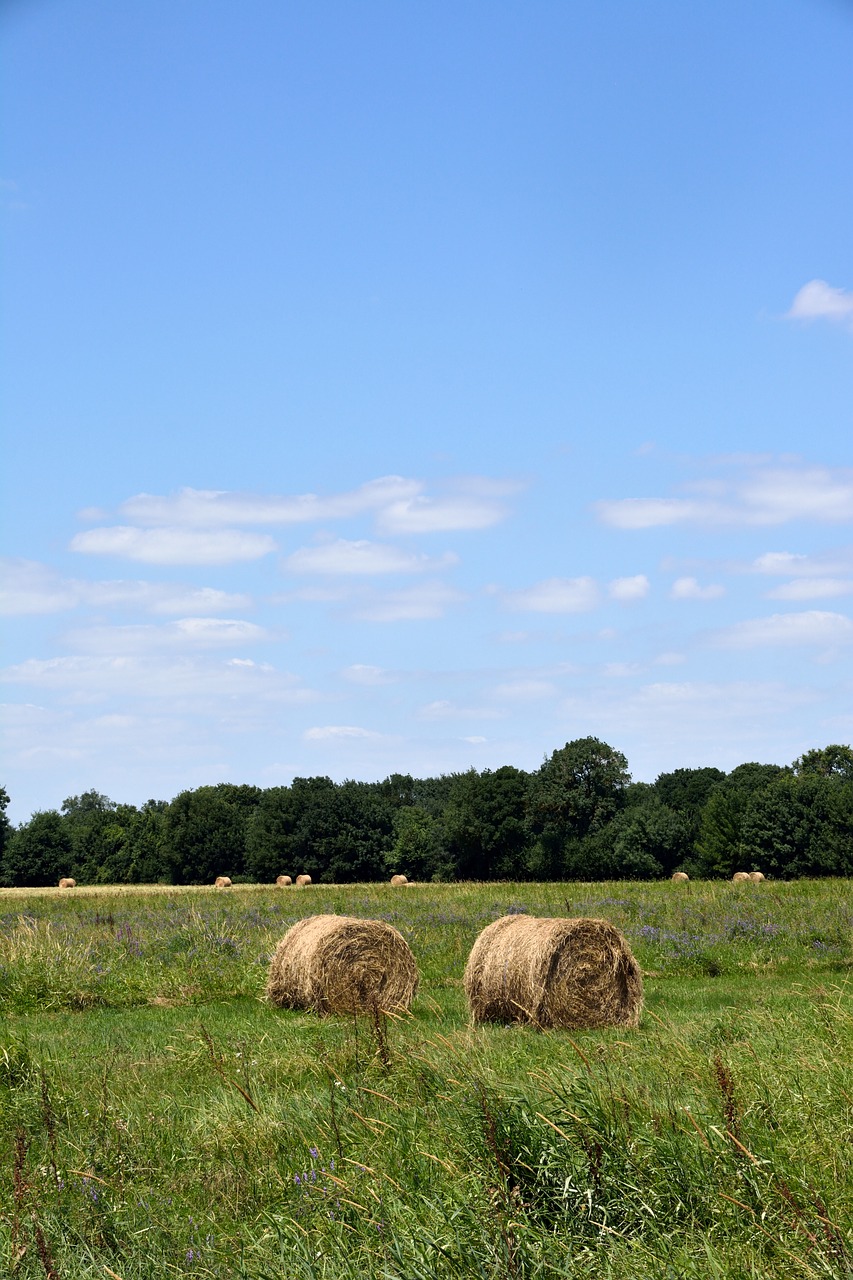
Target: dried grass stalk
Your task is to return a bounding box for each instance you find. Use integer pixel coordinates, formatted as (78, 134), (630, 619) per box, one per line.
(749, 871), (765, 882)
(266, 914), (419, 1015)
(295, 874), (312, 887)
(464, 914), (642, 1030)
(276, 875), (292, 887)
(390, 874), (408, 886)
(214, 876), (232, 888)
(732, 871), (751, 883)
(58, 877), (76, 889)
(671, 871), (689, 882)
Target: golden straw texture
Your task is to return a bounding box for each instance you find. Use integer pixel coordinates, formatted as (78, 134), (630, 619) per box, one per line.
(266, 914), (419, 1015)
(464, 914), (642, 1030)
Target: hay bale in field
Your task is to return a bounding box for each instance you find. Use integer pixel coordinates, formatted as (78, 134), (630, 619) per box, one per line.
(214, 875), (232, 888)
(749, 871), (765, 882)
(265, 914), (419, 1015)
(464, 915), (642, 1031)
(295, 873), (312, 887)
(58, 877), (76, 889)
(671, 871), (689, 882)
(390, 874), (408, 886)
(732, 871), (751, 883)
(276, 874), (292, 887)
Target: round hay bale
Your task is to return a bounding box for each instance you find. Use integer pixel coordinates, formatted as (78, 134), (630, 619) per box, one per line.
(276, 875), (292, 887)
(295, 873), (312, 887)
(749, 871), (765, 882)
(390, 874), (408, 886)
(671, 871), (689, 882)
(58, 877), (76, 889)
(265, 914), (419, 1015)
(732, 871), (751, 883)
(214, 875), (232, 888)
(464, 915), (642, 1031)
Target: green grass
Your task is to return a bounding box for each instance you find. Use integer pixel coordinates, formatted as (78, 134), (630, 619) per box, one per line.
(1, 880), (851, 1278)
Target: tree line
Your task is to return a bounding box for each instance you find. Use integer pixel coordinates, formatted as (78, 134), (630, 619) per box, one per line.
(1, 738), (852, 888)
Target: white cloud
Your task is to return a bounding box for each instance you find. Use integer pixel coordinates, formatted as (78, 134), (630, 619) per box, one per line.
(765, 578), (853, 601)
(492, 679), (557, 700)
(603, 662), (641, 677)
(63, 617), (269, 654)
(303, 724), (381, 742)
(70, 526), (276, 565)
(558, 679), (820, 779)
(715, 610), (853, 649)
(341, 664), (398, 686)
(597, 461), (853, 530)
(786, 279), (853, 327)
(503, 576), (599, 614)
(107, 475), (518, 536)
(608, 574), (650, 601)
(284, 538), (457, 576)
(419, 699), (504, 721)
(0, 559), (251, 616)
(353, 581), (464, 622)
(376, 494), (509, 534)
(1, 654), (313, 703)
(118, 477), (422, 527)
(751, 549), (853, 577)
(670, 576), (725, 601)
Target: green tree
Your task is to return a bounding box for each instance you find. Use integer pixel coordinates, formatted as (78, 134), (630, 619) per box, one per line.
(0, 786), (13, 886)
(61, 791), (137, 883)
(441, 766), (531, 880)
(164, 787), (250, 884)
(528, 738), (630, 874)
(794, 744), (853, 782)
(741, 773), (853, 877)
(694, 763), (789, 878)
(3, 810), (73, 887)
(388, 806), (450, 881)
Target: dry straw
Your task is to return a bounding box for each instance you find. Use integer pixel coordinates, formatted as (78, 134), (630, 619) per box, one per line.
(390, 874), (408, 886)
(266, 914), (418, 1015)
(671, 871), (689, 882)
(214, 876), (232, 888)
(295, 874), (312, 887)
(58, 877), (76, 889)
(464, 914), (643, 1031)
(732, 871), (751, 883)
(276, 875), (292, 887)
(749, 871), (765, 882)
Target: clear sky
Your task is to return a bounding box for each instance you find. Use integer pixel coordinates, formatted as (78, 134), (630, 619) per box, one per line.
(2, 0), (852, 823)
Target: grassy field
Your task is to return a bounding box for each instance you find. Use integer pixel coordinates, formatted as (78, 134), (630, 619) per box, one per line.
(1, 879), (851, 1279)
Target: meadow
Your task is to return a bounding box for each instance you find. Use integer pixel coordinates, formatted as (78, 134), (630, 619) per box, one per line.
(0, 879), (851, 1279)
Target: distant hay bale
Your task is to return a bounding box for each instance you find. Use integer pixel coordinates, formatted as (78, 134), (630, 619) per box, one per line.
(265, 914), (419, 1015)
(276, 875), (292, 887)
(390, 874), (408, 886)
(671, 871), (689, 882)
(58, 877), (76, 889)
(214, 876), (232, 888)
(749, 871), (765, 882)
(732, 871), (751, 883)
(295, 874), (312, 887)
(464, 915), (642, 1031)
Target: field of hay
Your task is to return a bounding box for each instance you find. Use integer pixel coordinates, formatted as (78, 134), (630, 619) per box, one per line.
(1, 879), (851, 1279)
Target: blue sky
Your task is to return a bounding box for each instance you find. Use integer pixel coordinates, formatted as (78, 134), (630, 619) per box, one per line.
(2, 0), (852, 823)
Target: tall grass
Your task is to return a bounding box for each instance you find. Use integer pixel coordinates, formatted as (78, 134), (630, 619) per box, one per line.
(1, 879), (851, 1277)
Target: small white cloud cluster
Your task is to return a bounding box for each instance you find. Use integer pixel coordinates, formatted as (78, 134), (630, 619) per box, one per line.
(786, 279), (853, 328)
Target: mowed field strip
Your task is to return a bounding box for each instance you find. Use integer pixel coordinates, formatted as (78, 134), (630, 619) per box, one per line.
(1, 879), (851, 1279)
